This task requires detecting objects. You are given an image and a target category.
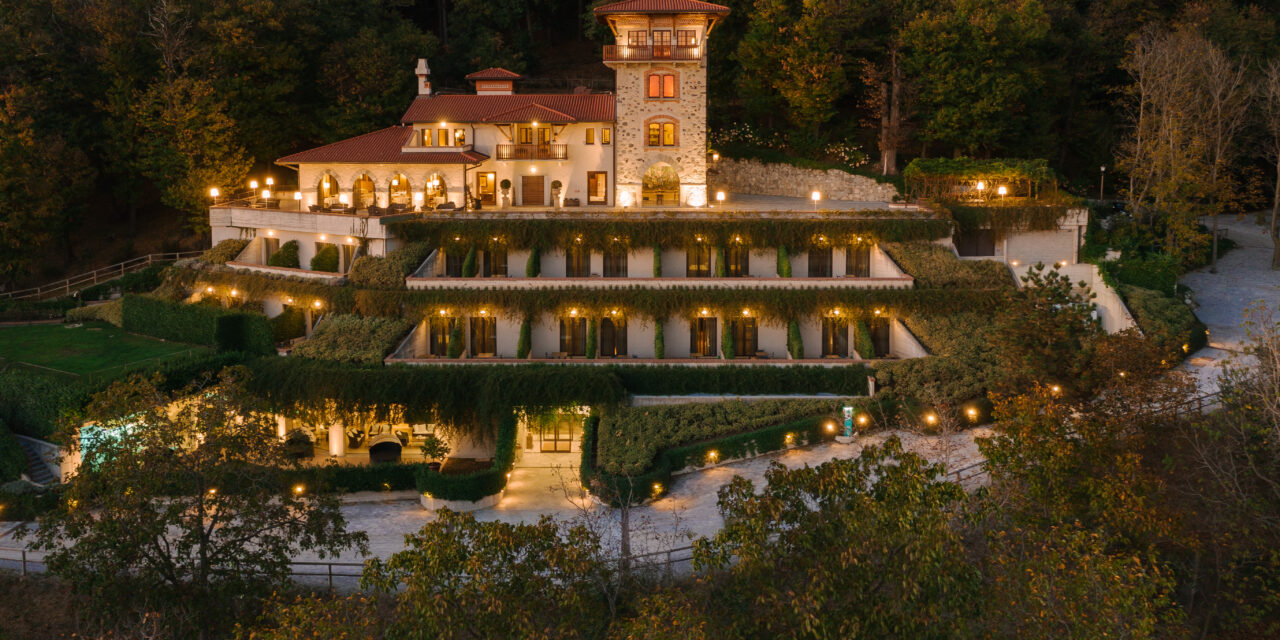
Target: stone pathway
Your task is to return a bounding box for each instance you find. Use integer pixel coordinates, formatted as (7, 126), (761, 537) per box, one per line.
(1179, 216), (1280, 393)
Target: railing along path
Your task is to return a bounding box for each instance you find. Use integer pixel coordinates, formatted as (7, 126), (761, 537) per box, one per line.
(0, 252), (201, 302)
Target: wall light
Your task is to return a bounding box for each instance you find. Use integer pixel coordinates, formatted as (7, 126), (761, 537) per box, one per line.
(293, 191), (302, 201)
(439, 309), (447, 316)
(319, 234), (327, 241)
(265, 230), (274, 236)
(699, 308), (709, 316)
(741, 308), (750, 317)
(205, 286), (214, 293)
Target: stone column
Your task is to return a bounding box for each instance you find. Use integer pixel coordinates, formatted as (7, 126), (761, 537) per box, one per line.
(328, 421), (345, 458)
(276, 415), (288, 439)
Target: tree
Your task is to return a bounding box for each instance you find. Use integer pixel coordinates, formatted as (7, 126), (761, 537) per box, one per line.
(25, 369), (368, 637)
(317, 23), (440, 141)
(693, 438), (978, 637)
(1196, 42), (1249, 272)
(1260, 60), (1280, 269)
(992, 263), (1099, 395)
(363, 509), (609, 640)
(901, 0), (1052, 155)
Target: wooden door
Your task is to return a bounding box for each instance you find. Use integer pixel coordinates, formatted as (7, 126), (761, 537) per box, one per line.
(521, 176), (544, 206)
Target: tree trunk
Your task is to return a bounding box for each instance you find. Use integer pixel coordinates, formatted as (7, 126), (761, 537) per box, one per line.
(1271, 165), (1280, 269)
(879, 49), (902, 176)
(618, 503), (631, 576)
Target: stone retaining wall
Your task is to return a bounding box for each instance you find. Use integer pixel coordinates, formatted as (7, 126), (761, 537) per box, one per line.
(708, 158), (899, 202)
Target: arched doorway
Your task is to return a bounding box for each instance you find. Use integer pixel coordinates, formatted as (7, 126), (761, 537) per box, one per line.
(424, 173), (448, 208)
(317, 174), (340, 207)
(353, 174), (376, 209)
(641, 164), (679, 206)
(389, 173), (411, 206)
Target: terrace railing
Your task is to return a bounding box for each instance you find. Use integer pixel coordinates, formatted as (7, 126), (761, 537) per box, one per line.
(0, 252), (202, 302)
(602, 45), (702, 62)
(495, 144), (569, 161)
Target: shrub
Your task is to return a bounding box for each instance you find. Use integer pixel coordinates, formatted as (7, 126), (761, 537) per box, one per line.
(446, 321), (464, 358)
(653, 322), (665, 359)
(202, 239), (249, 264)
(415, 414), (517, 502)
(294, 461), (421, 492)
(460, 246), (477, 277)
(1120, 285), (1207, 356)
(67, 299), (123, 326)
(777, 246), (792, 277)
(80, 264), (169, 301)
(713, 246), (725, 277)
(266, 241), (301, 268)
(120, 294), (273, 354)
(787, 320), (804, 358)
(875, 355), (994, 405)
(291, 314), (412, 365)
(595, 399), (844, 475)
(348, 243), (434, 290)
(652, 246), (661, 277)
(0, 482), (62, 521)
(516, 318), (532, 358)
(881, 242), (1012, 289)
(525, 246), (541, 277)
(0, 371), (85, 438)
(720, 323), (735, 359)
(310, 244), (339, 272)
(0, 299), (78, 322)
(1099, 254), (1178, 296)
(270, 307), (307, 343)
(0, 419), (28, 483)
(853, 320), (874, 359)
(586, 319), (597, 359)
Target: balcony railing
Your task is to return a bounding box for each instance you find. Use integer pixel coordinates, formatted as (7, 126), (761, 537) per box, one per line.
(603, 44), (702, 62)
(495, 144), (568, 161)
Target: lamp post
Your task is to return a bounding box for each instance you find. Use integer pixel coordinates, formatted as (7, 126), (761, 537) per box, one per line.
(715, 191), (725, 208)
(997, 185), (1007, 202)
(811, 190), (821, 211)
(1099, 166), (1106, 201)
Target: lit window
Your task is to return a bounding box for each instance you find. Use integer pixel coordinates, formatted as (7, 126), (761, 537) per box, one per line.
(602, 127), (611, 144)
(454, 129), (466, 145)
(585, 128), (595, 144)
(647, 122), (677, 147)
(647, 73), (677, 99)
(662, 123), (675, 146)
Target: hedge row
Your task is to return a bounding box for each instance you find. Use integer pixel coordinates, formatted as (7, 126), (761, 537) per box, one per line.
(347, 243), (434, 290)
(596, 399), (844, 475)
(203, 239), (250, 265)
(1120, 285), (1208, 356)
(120, 294), (274, 354)
(582, 414), (838, 506)
(79, 264), (170, 301)
(0, 299), (79, 322)
(67, 299), (123, 326)
(415, 414), (517, 502)
(292, 461), (422, 493)
(1099, 255), (1179, 297)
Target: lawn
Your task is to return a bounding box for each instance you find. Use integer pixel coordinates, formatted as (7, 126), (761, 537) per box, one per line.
(0, 322), (208, 379)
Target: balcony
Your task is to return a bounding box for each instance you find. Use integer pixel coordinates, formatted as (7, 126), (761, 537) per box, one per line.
(603, 45), (702, 62)
(495, 144), (568, 161)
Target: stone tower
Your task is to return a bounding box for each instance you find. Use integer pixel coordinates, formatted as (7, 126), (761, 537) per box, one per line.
(595, 0), (729, 208)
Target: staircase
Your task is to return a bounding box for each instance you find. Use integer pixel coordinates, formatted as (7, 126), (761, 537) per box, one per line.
(16, 438), (56, 485)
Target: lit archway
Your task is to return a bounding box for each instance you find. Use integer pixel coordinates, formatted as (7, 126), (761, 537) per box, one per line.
(317, 174), (341, 206)
(641, 163), (679, 207)
(389, 173), (411, 206)
(353, 174), (376, 209)
(423, 172), (448, 207)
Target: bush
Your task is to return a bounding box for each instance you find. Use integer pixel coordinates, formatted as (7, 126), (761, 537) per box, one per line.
(875, 355), (994, 405)
(310, 244), (339, 272)
(266, 240), (301, 268)
(347, 243), (433, 290)
(0, 419), (28, 483)
(415, 414), (517, 502)
(270, 307), (307, 343)
(1099, 254), (1179, 296)
(294, 461), (422, 493)
(120, 294), (274, 354)
(853, 320), (874, 359)
(0, 371), (84, 438)
(0, 482), (62, 521)
(586, 319), (597, 359)
(67, 299), (123, 326)
(652, 246), (662, 277)
(0, 299), (78, 322)
(291, 314), (412, 365)
(787, 320), (804, 358)
(777, 246), (792, 277)
(460, 246), (477, 277)
(446, 321), (464, 358)
(516, 318), (532, 358)
(596, 399), (844, 475)
(654, 322), (664, 358)
(1120, 285), (1207, 356)
(525, 246), (541, 277)
(202, 239), (249, 264)
(80, 264), (169, 301)
(881, 242), (1013, 289)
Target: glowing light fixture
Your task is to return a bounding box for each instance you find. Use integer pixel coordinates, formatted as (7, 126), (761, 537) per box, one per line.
(250, 180), (259, 189)
(293, 191), (302, 201)
(266, 177), (274, 187)
(261, 189), (271, 199)
(209, 187), (220, 198)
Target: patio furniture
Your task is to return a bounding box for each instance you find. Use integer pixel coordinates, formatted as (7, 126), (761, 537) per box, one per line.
(368, 432), (402, 464)
(436, 201), (457, 211)
(309, 204), (321, 212)
(346, 427), (366, 450)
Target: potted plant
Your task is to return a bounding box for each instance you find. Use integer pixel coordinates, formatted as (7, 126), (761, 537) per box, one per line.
(419, 433), (450, 472)
(550, 180), (563, 208)
(499, 179), (511, 207)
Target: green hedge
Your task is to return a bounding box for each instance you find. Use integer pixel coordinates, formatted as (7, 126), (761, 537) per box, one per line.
(291, 314), (412, 365)
(202, 239), (250, 264)
(348, 243), (433, 290)
(1120, 285), (1208, 356)
(881, 242), (1013, 289)
(270, 307), (307, 343)
(1099, 255), (1179, 297)
(67, 299), (123, 326)
(596, 399), (844, 475)
(120, 294), (273, 354)
(0, 299), (79, 322)
(310, 244), (340, 272)
(0, 419), (28, 482)
(0, 482), (63, 521)
(80, 264), (169, 301)
(266, 241), (300, 269)
(415, 414), (517, 502)
(294, 461), (422, 493)
(582, 414), (839, 506)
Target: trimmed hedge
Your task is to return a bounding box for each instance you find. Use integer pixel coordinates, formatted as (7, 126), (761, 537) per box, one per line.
(583, 414), (839, 506)
(0, 419), (28, 482)
(1099, 255), (1179, 297)
(294, 461), (422, 493)
(347, 242), (434, 290)
(80, 264), (170, 301)
(267, 241), (301, 268)
(881, 242), (1013, 289)
(291, 314), (412, 365)
(203, 239), (250, 264)
(415, 414), (517, 502)
(0, 299), (79, 322)
(67, 299), (123, 326)
(1120, 285), (1208, 355)
(310, 244), (339, 272)
(270, 307), (307, 343)
(596, 399), (844, 475)
(120, 294), (273, 354)
(613, 364), (872, 396)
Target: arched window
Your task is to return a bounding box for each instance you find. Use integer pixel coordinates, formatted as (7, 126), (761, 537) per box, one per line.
(389, 173), (411, 206)
(423, 173), (448, 207)
(646, 71), (677, 99)
(646, 119), (678, 147)
(353, 174), (376, 209)
(317, 174), (341, 206)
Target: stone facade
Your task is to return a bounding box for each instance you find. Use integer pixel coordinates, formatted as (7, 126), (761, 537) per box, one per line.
(608, 15), (711, 208)
(708, 158), (900, 203)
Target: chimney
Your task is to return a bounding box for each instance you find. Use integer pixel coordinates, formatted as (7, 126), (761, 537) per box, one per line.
(416, 58), (432, 96)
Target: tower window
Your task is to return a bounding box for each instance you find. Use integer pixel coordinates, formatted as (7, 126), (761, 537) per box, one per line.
(647, 122), (677, 147)
(602, 127), (611, 144)
(647, 73), (677, 99)
(585, 128), (595, 144)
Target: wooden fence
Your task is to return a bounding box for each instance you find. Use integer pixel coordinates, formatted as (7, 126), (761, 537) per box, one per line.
(0, 252), (202, 301)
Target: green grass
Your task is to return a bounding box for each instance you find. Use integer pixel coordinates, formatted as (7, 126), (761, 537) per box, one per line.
(0, 322), (209, 379)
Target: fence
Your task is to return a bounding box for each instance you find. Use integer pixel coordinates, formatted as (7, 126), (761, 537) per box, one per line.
(0, 252), (203, 301)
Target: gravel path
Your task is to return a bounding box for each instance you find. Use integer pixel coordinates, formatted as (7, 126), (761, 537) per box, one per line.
(1180, 216), (1280, 393)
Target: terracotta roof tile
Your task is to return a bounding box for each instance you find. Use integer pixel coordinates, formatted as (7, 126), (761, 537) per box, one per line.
(482, 103), (577, 123)
(465, 67), (523, 80)
(276, 127), (489, 165)
(594, 0), (729, 14)
(401, 94), (615, 124)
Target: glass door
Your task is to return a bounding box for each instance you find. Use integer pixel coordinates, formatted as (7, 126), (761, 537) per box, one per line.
(478, 172), (496, 205)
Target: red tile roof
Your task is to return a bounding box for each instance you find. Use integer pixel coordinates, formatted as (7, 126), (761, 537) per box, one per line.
(401, 94), (615, 124)
(465, 67), (523, 80)
(276, 127), (489, 165)
(594, 0), (730, 14)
